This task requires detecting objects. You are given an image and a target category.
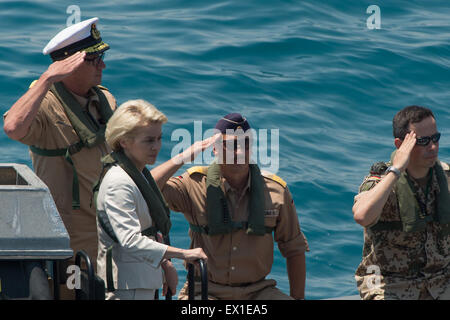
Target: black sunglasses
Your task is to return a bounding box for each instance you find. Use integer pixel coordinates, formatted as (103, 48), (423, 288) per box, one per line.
(415, 132), (441, 146)
(85, 52), (105, 66)
(222, 137), (251, 150)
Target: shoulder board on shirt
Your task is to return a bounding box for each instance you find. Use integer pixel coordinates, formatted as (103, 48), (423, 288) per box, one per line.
(97, 84), (109, 91)
(440, 161), (450, 172)
(29, 80), (38, 89)
(187, 166), (208, 176)
(359, 175), (382, 193)
(261, 171), (287, 188)
(369, 161), (389, 176)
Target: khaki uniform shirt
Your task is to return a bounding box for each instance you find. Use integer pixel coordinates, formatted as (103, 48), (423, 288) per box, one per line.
(354, 162), (450, 300)
(8, 86), (117, 268)
(162, 168), (309, 286)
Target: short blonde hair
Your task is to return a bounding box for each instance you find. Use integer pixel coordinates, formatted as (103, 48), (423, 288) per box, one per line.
(106, 99), (168, 151)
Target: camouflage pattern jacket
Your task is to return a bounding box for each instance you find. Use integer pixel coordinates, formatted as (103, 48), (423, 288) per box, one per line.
(354, 161), (450, 300)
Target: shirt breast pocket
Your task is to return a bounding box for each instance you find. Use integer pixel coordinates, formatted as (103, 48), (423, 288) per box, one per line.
(55, 120), (72, 128)
(55, 119), (77, 137)
(192, 209), (208, 226)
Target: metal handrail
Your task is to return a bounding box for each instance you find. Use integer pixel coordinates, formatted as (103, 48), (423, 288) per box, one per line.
(187, 258), (208, 300)
(74, 250), (95, 300)
(163, 234), (173, 300)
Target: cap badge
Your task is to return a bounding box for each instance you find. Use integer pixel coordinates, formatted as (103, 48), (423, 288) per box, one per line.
(91, 24), (101, 40)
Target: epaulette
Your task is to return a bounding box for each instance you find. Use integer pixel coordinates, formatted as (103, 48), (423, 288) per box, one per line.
(29, 80), (38, 89)
(440, 161), (450, 172)
(359, 175), (381, 193)
(97, 84), (109, 91)
(261, 171), (287, 189)
(370, 161), (388, 176)
(187, 166), (208, 176)
(358, 161), (388, 192)
(29, 80), (109, 92)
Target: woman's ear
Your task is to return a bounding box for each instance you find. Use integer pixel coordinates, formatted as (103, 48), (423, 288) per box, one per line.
(119, 137), (131, 150)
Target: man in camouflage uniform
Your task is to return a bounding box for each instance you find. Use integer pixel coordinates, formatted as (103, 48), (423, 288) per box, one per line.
(353, 105), (450, 300)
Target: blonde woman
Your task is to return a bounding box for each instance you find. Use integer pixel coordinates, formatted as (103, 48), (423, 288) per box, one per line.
(96, 99), (212, 300)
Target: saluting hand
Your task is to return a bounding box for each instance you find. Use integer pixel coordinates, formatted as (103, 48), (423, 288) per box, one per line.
(393, 131), (417, 172)
(43, 51), (87, 83)
(175, 133), (222, 164)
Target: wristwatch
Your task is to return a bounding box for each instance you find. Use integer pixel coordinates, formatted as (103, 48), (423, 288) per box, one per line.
(386, 166), (401, 178)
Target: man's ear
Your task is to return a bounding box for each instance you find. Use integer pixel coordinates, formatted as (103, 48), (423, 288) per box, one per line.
(212, 145), (220, 158)
(394, 138), (403, 149)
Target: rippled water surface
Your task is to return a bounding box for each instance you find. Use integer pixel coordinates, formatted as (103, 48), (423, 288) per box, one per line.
(1, 0), (449, 299)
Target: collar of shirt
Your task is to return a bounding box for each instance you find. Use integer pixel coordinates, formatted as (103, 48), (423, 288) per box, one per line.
(72, 87), (102, 125)
(72, 87), (100, 109)
(223, 171), (252, 199)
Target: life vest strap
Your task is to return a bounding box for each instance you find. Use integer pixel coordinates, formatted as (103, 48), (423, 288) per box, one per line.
(106, 245), (115, 292)
(141, 226), (158, 238)
(28, 82), (113, 210)
(189, 222), (273, 235)
(29, 141), (85, 209)
(439, 223), (450, 238)
(369, 221), (403, 232)
(98, 209), (158, 292)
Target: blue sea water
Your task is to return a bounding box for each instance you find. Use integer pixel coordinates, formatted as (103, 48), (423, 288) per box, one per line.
(1, 0), (450, 300)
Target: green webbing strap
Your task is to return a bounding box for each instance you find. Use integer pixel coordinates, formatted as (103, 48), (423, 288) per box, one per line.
(247, 165), (266, 235)
(64, 148), (80, 210)
(96, 209), (118, 292)
(110, 151), (172, 236)
(104, 228), (158, 293)
(438, 223), (450, 238)
(92, 161), (112, 210)
(189, 224), (209, 234)
(97, 210), (119, 243)
(369, 153), (450, 234)
(51, 82), (113, 148)
(435, 163), (450, 225)
(104, 227), (159, 292)
(189, 222), (274, 235)
(29, 140), (85, 209)
(206, 161), (266, 236)
(29, 82), (113, 210)
(106, 246), (115, 292)
(96, 151), (170, 293)
(369, 221), (403, 232)
(205, 161), (233, 235)
(29, 145), (66, 157)
(408, 261), (423, 276)
(141, 226), (158, 238)
(98, 208), (158, 293)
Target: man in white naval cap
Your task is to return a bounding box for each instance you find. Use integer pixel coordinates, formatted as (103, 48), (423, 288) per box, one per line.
(4, 17), (117, 299)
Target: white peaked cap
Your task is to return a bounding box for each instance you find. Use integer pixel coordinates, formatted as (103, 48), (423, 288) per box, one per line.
(42, 17), (109, 60)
